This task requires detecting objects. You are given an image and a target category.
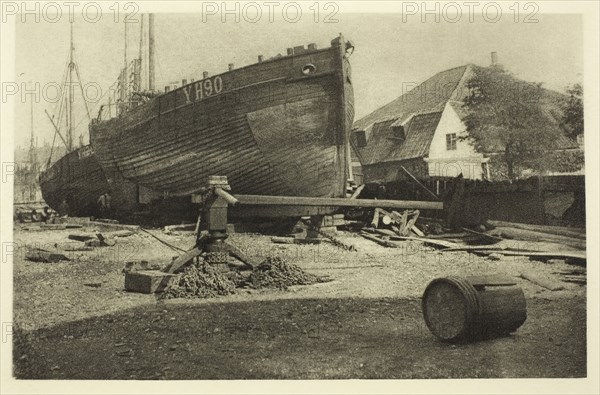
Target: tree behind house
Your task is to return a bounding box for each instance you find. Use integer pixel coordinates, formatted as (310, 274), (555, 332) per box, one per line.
(562, 83), (584, 140)
(462, 66), (567, 180)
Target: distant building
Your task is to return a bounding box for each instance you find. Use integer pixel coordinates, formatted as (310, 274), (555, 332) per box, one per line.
(353, 64), (582, 183)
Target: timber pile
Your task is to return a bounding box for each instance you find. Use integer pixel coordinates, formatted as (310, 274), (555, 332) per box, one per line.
(358, 217), (586, 265)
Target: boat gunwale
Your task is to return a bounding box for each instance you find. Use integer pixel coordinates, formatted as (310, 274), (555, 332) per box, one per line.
(92, 44), (341, 130)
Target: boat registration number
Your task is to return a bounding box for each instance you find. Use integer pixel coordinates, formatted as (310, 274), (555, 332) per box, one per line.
(78, 145), (94, 159)
(181, 76), (224, 104)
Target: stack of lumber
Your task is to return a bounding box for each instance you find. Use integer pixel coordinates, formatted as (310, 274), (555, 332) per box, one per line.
(487, 220), (586, 250)
(358, 220), (586, 265)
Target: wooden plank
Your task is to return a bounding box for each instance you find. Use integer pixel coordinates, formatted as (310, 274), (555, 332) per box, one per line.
(164, 246), (203, 274)
(350, 184), (365, 199)
(466, 275), (517, 287)
(396, 236), (460, 249)
(404, 210), (420, 236)
(365, 228), (460, 249)
(488, 220), (585, 239)
(235, 194), (444, 210)
(411, 225), (425, 237)
(271, 237), (295, 244)
(359, 232), (400, 248)
(489, 250), (586, 261)
(492, 226), (586, 250)
(462, 227), (504, 243)
(400, 165), (440, 200)
(519, 271), (565, 291)
(371, 208), (380, 228)
(68, 234), (95, 242)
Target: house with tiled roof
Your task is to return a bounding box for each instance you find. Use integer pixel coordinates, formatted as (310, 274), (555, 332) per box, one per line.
(352, 63), (581, 183)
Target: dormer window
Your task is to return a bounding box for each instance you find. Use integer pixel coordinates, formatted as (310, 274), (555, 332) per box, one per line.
(392, 124), (405, 141)
(353, 130), (367, 148)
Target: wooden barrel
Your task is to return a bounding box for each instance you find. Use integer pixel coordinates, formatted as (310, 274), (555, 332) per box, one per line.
(422, 275), (527, 342)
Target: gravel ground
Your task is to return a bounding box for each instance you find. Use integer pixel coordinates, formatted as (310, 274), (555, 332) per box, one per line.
(11, 224), (587, 379)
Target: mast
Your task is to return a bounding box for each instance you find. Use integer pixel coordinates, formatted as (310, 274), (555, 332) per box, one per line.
(138, 14), (144, 91)
(123, 18), (128, 111)
(30, 99), (34, 151)
(29, 99), (36, 166)
(148, 13), (155, 91)
(67, 20), (74, 152)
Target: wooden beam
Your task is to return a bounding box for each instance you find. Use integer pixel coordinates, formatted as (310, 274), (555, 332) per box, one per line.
(234, 194), (443, 210)
(400, 165), (440, 200)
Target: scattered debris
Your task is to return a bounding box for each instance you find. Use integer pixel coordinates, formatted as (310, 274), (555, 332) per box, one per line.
(123, 260), (164, 273)
(94, 218), (120, 224)
(487, 220), (585, 240)
(362, 228), (460, 249)
(519, 271), (565, 291)
(489, 250), (586, 261)
(489, 226), (585, 250)
(88, 221), (141, 232)
(61, 244), (93, 252)
(271, 237), (296, 245)
(164, 223), (196, 233)
(25, 248), (70, 263)
(84, 234), (116, 248)
(562, 278), (586, 285)
(487, 253), (504, 261)
(68, 234), (95, 242)
(106, 230), (136, 238)
(39, 224), (67, 230)
(462, 227), (504, 243)
(95, 233), (117, 246)
(359, 231), (400, 248)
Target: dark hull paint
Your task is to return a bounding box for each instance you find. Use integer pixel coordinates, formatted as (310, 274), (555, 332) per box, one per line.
(90, 37), (354, 199)
(40, 146), (138, 217)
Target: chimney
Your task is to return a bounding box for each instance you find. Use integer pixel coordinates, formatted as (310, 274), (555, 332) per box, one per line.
(228, 63), (234, 71)
(203, 71), (209, 79)
(491, 51), (498, 66)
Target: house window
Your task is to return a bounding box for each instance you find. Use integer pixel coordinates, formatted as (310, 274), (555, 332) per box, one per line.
(446, 133), (457, 151)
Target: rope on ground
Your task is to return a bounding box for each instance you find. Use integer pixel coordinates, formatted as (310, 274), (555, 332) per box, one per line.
(140, 228), (187, 253)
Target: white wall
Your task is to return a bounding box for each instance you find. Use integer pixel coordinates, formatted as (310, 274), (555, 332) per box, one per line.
(426, 102), (487, 179)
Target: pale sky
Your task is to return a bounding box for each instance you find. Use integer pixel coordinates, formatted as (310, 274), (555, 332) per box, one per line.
(13, 12), (582, 148)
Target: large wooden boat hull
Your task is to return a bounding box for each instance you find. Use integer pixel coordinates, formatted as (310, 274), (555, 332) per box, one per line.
(90, 36), (354, 199)
(40, 146), (138, 217)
